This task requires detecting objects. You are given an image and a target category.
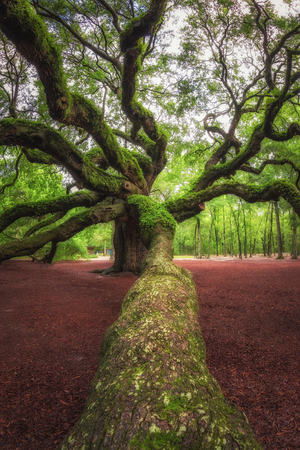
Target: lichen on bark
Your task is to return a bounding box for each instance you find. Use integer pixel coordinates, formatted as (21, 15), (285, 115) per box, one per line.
(58, 201), (262, 450)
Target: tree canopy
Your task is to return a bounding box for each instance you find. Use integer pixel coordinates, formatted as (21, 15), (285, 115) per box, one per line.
(1, 0), (300, 448)
(0, 0), (300, 262)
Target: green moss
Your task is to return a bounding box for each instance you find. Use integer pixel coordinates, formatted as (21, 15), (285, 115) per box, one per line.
(128, 195), (176, 233)
(130, 430), (182, 450)
(9, 0), (70, 114)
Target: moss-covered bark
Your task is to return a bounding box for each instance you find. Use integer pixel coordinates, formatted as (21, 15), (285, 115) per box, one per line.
(166, 180), (300, 223)
(0, 0), (147, 191)
(58, 200), (262, 449)
(0, 119), (143, 196)
(0, 191), (104, 233)
(0, 201), (125, 263)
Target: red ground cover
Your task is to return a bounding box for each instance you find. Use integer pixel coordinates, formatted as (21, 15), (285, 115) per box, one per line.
(0, 258), (299, 449)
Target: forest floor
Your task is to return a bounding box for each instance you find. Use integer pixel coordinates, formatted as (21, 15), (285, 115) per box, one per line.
(0, 257), (299, 450)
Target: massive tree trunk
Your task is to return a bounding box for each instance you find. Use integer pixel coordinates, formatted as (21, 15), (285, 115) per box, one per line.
(103, 218), (147, 275)
(58, 199), (262, 450)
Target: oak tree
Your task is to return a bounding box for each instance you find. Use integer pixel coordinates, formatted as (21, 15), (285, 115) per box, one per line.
(1, 0), (300, 448)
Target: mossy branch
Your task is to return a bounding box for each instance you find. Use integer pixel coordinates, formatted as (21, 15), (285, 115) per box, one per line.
(0, 0), (146, 190)
(166, 180), (300, 222)
(0, 118), (142, 197)
(0, 190), (104, 233)
(120, 1), (169, 180)
(24, 211), (66, 238)
(0, 201), (126, 263)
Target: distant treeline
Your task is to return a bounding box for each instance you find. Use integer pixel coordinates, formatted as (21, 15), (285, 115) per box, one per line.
(174, 197), (299, 259)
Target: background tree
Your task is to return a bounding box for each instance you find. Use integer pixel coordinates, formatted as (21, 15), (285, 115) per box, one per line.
(1, 0), (300, 447)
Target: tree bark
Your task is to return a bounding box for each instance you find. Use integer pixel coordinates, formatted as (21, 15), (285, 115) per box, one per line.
(249, 213), (252, 257)
(214, 222), (219, 256)
(58, 203), (262, 450)
(232, 206), (242, 259)
(103, 218), (147, 275)
(274, 202), (284, 259)
(43, 240), (58, 263)
(268, 203), (273, 257)
(242, 206), (247, 258)
(229, 211), (234, 256)
(207, 214), (214, 259)
(196, 217), (202, 259)
(291, 209), (298, 259)
(262, 204), (270, 256)
(110, 221), (115, 262)
(223, 205), (227, 256)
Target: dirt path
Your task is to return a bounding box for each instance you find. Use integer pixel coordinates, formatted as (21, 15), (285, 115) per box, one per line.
(0, 258), (299, 449)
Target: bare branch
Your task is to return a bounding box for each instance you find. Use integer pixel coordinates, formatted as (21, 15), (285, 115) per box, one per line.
(96, 0), (122, 33)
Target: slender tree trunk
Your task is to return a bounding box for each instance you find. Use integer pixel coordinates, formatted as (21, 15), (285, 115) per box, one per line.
(281, 211), (285, 253)
(229, 211), (233, 256)
(103, 240), (106, 256)
(196, 217), (202, 259)
(238, 225), (242, 258)
(223, 205), (227, 256)
(249, 213), (252, 257)
(214, 223), (219, 256)
(194, 223), (197, 256)
(268, 203), (273, 257)
(230, 205), (242, 259)
(59, 211), (262, 450)
(252, 238), (256, 256)
(243, 206), (247, 258)
(207, 215), (214, 259)
(43, 240), (58, 263)
(291, 209), (298, 259)
(236, 208), (242, 259)
(110, 221), (115, 261)
(263, 204), (270, 256)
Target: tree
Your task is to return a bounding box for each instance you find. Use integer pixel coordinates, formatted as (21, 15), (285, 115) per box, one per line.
(274, 201), (284, 258)
(1, 0), (300, 447)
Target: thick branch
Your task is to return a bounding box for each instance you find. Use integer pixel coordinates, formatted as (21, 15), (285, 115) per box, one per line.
(24, 211), (66, 238)
(0, 119), (141, 197)
(120, 0), (168, 179)
(0, 201), (126, 263)
(22, 147), (58, 165)
(0, 191), (104, 233)
(194, 125), (265, 191)
(0, 0), (146, 190)
(166, 180), (300, 222)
